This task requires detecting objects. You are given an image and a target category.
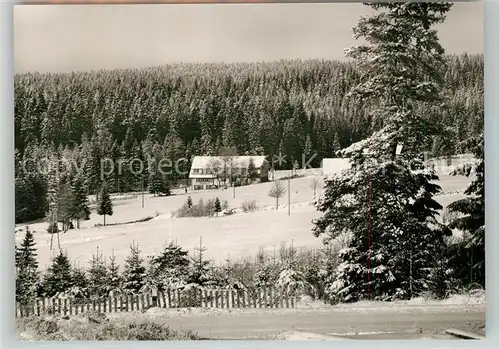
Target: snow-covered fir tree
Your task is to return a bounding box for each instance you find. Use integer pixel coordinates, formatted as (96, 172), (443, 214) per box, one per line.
(41, 251), (74, 297)
(107, 251), (122, 292)
(188, 238), (212, 286)
(122, 241), (147, 293)
(16, 227), (39, 303)
(148, 241), (190, 289)
(313, 2), (453, 302)
(87, 247), (109, 298)
(69, 266), (89, 299)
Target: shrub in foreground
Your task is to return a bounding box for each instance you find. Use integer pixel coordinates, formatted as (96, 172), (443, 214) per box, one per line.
(16, 314), (199, 341)
(241, 200), (258, 213)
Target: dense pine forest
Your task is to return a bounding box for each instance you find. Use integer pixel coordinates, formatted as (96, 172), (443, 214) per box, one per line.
(14, 54), (483, 224)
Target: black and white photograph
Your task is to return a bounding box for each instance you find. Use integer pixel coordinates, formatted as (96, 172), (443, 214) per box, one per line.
(13, 1), (485, 341)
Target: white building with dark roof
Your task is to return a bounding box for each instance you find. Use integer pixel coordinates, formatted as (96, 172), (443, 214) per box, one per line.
(189, 155), (269, 190)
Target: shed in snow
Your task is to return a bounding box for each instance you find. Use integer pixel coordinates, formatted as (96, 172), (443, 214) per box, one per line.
(321, 158), (351, 177)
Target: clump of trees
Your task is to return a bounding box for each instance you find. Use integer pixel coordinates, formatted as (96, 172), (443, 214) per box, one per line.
(174, 197), (228, 218)
(16, 229), (343, 304)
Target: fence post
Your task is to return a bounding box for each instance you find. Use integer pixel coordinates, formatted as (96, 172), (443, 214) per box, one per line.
(161, 292), (166, 308)
(218, 289), (223, 308)
(119, 296), (124, 312)
(285, 287), (290, 308)
(69, 299), (74, 316)
(189, 288), (194, 308)
(107, 297), (112, 313)
(209, 290), (214, 307)
(215, 289), (219, 308)
(202, 290), (207, 308)
(225, 290), (230, 309)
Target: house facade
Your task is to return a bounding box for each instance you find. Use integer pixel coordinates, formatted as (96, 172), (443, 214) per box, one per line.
(189, 156), (269, 190)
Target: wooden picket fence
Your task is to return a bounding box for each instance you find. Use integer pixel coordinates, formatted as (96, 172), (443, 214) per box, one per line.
(16, 286), (297, 317)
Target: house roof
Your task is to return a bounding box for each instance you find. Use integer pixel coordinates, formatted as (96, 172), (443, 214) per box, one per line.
(189, 156), (267, 178)
(321, 158), (351, 175)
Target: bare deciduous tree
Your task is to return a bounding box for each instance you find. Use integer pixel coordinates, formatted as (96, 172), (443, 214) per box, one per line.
(269, 180), (286, 210)
(310, 177), (320, 196)
(219, 146), (238, 188)
(206, 158), (222, 187)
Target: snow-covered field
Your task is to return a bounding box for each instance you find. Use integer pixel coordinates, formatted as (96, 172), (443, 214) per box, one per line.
(16, 170), (473, 271)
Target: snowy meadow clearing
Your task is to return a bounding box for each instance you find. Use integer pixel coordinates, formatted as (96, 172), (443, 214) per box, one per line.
(15, 169), (472, 272)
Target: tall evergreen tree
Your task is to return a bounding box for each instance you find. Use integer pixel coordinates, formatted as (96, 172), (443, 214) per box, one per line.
(96, 183), (113, 226)
(313, 2), (453, 302)
(57, 182), (74, 230)
(70, 174), (90, 228)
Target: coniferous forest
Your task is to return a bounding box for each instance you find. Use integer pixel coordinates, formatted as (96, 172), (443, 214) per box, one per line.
(15, 55), (483, 224)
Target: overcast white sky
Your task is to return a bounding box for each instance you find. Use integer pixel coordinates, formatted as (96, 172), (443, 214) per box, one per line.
(14, 2), (483, 73)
